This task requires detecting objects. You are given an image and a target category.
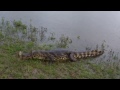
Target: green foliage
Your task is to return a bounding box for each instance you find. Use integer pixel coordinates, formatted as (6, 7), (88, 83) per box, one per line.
(38, 44), (55, 50)
(39, 27), (47, 42)
(56, 34), (72, 48)
(13, 20), (27, 29)
(48, 32), (56, 42)
(25, 41), (34, 50)
(1, 17), (5, 26)
(0, 31), (4, 40)
(0, 17), (120, 79)
(77, 35), (80, 39)
(0, 18), (73, 51)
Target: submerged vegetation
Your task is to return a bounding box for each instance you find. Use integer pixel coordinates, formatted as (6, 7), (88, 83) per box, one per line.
(0, 17), (120, 79)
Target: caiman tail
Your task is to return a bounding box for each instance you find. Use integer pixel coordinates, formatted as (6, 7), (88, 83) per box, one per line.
(70, 50), (104, 62)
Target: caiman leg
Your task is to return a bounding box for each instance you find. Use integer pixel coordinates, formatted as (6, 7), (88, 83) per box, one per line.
(46, 53), (56, 62)
(70, 53), (77, 62)
(49, 56), (55, 62)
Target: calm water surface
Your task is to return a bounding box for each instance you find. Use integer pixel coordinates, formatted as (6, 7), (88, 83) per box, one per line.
(0, 11), (120, 52)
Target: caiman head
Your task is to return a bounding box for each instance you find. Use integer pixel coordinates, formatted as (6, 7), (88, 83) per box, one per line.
(18, 51), (33, 60)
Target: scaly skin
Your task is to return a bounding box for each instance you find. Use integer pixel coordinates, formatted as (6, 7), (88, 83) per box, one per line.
(70, 50), (104, 61)
(18, 49), (104, 62)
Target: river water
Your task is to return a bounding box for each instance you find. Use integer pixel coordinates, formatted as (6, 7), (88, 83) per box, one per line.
(0, 11), (120, 52)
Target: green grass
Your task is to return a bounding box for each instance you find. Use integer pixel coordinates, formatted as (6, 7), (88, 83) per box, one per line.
(0, 44), (120, 79)
(0, 18), (120, 79)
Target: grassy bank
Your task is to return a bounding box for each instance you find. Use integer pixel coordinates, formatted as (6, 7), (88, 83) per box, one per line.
(0, 18), (120, 79)
(0, 47), (120, 79)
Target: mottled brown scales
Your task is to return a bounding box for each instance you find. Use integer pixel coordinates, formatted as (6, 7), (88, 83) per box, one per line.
(18, 49), (104, 62)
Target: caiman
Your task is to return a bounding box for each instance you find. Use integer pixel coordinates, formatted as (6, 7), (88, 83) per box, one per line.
(18, 49), (104, 62)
